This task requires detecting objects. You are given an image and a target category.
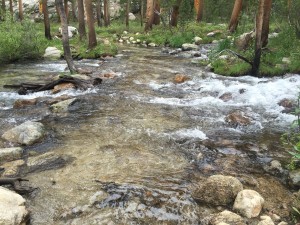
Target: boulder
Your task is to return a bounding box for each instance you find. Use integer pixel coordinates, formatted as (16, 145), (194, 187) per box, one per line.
(210, 210), (246, 225)
(128, 12), (136, 20)
(0, 147), (23, 164)
(59, 26), (78, 38)
(52, 83), (76, 94)
(2, 121), (45, 145)
(43, 47), (62, 60)
(234, 31), (255, 50)
(194, 36), (203, 45)
(0, 187), (29, 225)
(225, 110), (251, 126)
(193, 175), (243, 206)
(233, 189), (264, 218)
(182, 43), (199, 51)
(257, 215), (275, 225)
(50, 98), (78, 113)
(289, 169), (300, 187)
(13, 99), (37, 109)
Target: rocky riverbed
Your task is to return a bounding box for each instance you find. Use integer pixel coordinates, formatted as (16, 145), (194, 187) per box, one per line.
(0, 45), (299, 224)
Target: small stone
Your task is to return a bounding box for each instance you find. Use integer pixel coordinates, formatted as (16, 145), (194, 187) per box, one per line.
(207, 32), (216, 37)
(129, 37), (134, 41)
(270, 213), (280, 221)
(50, 98), (78, 113)
(174, 74), (189, 84)
(219, 55), (229, 60)
(2, 159), (25, 176)
(52, 83), (75, 94)
(233, 189), (264, 218)
(257, 215), (275, 225)
(289, 169), (300, 187)
(219, 93), (232, 102)
(148, 43), (157, 47)
(194, 36), (203, 45)
(225, 110), (251, 126)
(123, 31), (128, 35)
(277, 222), (288, 225)
(210, 210), (246, 225)
(182, 43), (199, 51)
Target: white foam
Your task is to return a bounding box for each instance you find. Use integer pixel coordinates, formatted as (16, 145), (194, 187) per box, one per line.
(169, 128), (208, 140)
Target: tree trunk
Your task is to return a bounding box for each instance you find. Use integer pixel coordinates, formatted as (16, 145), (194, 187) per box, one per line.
(169, 0), (182, 27)
(43, 0), (52, 39)
(194, 0), (203, 22)
(153, 0), (160, 25)
(1, 0), (5, 13)
(140, 0), (143, 27)
(64, 0), (69, 23)
(228, 0), (242, 32)
(96, 0), (102, 27)
(261, 0), (272, 47)
(71, 0), (77, 21)
(55, 0), (77, 74)
(103, 0), (110, 26)
(56, 4), (61, 22)
(18, 0), (23, 20)
(125, 0), (130, 28)
(144, 0), (154, 31)
(85, 0), (97, 49)
(252, 0), (272, 77)
(9, 0), (13, 16)
(77, 0), (86, 40)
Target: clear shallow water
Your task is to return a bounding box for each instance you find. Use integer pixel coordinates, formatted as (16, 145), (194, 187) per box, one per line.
(0, 46), (298, 224)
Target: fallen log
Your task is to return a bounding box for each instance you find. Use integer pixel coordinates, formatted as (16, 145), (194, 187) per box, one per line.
(4, 76), (102, 95)
(0, 177), (35, 194)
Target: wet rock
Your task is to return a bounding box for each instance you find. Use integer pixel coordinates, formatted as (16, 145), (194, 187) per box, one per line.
(0, 147), (23, 164)
(0, 187), (29, 225)
(233, 189), (264, 218)
(43, 47), (62, 60)
(219, 92), (232, 102)
(50, 98), (78, 113)
(289, 169), (300, 187)
(27, 152), (72, 173)
(225, 110), (251, 126)
(1, 159), (25, 176)
(182, 43), (199, 51)
(174, 74), (189, 84)
(194, 36), (203, 45)
(2, 121), (45, 145)
(278, 98), (295, 113)
(193, 175), (243, 206)
(210, 210), (246, 225)
(13, 99), (37, 109)
(257, 215), (275, 225)
(52, 83), (76, 94)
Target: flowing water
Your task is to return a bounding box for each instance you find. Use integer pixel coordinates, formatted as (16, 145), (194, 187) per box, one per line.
(0, 46), (299, 224)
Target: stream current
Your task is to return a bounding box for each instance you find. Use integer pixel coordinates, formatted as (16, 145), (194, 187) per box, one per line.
(0, 46), (299, 224)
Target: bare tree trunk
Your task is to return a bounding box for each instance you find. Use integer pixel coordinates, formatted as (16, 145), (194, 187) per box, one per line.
(252, 0), (272, 76)
(194, 0), (203, 22)
(43, 0), (52, 39)
(169, 0), (182, 27)
(55, 0), (77, 74)
(103, 0), (110, 26)
(125, 0), (130, 28)
(153, 0), (160, 25)
(77, 0), (86, 40)
(9, 0), (13, 16)
(1, 0), (5, 20)
(18, 0), (23, 20)
(96, 0), (102, 27)
(228, 0), (242, 32)
(140, 0), (143, 27)
(261, 0), (272, 47)
(71, 0), (77, 21)
(85, 0), (97, 49)
(64, 0), (69, 23)
(56, 4), (61, 22)
(144, 0), (154, 31)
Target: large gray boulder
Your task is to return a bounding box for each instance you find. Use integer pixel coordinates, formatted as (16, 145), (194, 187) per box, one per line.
(233, 189), (264, 218)
(0, 147), (23, 164)
(0, 187), (29, 225)
(43, 47), (62, 60)
(193, 175), (243, 206)
(2, 121), (45, 145)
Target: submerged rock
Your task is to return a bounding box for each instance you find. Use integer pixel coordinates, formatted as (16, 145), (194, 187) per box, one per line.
(2, 121), (45, 145)
(50, 98), (78, 113)
(174, 74), (189, 84)
(0, 147), (23, 164)
(0, 187), (29, 225)
(225, 110), (251, 126)
(210, 210), (246, 225)
(233, 189), (264, 218)
(193, 175), (243, 206)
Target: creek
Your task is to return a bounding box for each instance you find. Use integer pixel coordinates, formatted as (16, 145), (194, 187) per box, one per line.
(0, 45), (298, 224)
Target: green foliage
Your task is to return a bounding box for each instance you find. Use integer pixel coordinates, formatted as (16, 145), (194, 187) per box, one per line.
(281, 95), (300, 170)
(0, 17), (46, 64)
